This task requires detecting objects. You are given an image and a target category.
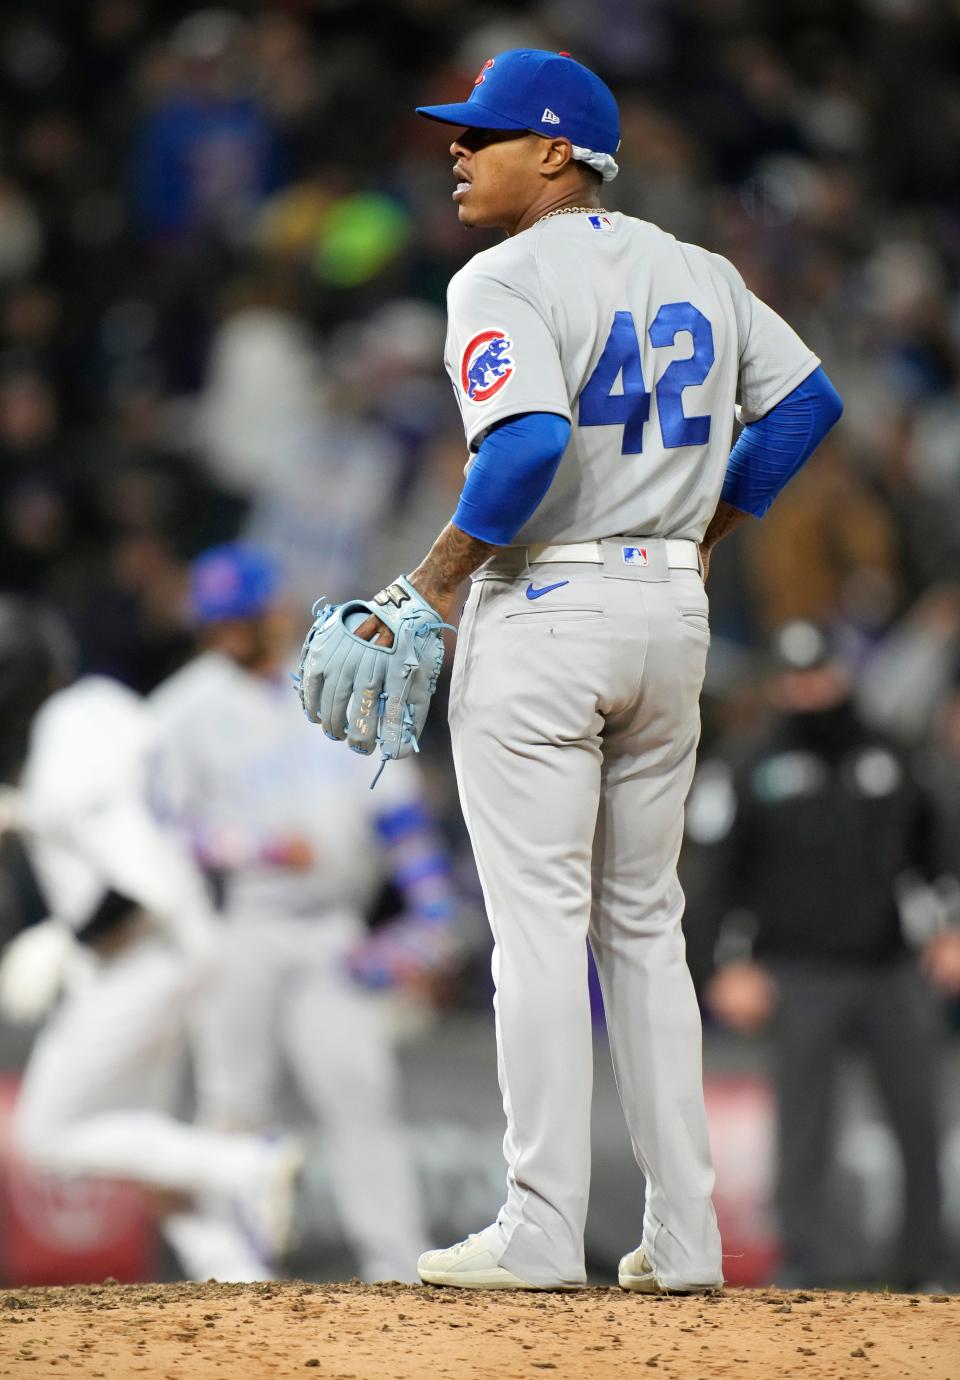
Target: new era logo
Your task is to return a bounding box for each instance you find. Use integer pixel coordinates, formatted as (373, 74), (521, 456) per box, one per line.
(541, 107), (560, 124)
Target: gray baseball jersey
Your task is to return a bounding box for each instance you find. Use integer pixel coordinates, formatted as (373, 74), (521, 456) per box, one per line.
(444, 210), (819, 543)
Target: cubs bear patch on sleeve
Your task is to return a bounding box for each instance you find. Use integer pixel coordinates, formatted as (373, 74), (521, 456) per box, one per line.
(444, 261), (570, 448)
(461, 329), (515, 403)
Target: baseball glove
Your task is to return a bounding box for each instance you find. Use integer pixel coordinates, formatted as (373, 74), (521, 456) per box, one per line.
(295, 576), (451, 780)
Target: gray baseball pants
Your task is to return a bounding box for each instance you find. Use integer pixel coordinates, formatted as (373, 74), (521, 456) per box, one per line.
(449, 538), (723, 1289)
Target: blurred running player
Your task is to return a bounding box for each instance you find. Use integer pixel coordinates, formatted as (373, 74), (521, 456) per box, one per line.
(151, 542), (458, 1281)
(0, 596), (301, 1283)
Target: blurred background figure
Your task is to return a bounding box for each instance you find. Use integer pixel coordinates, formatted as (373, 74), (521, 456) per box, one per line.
(131, 8), (285, 249)
(0, 595), (301, 1284)
(150, 542), (460, 1282)
(687, 622), (960, 1289)
(0, 0), (958, 1287)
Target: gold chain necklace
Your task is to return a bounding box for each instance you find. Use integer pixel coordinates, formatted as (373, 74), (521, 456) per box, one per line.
(531, 206), (609, 228)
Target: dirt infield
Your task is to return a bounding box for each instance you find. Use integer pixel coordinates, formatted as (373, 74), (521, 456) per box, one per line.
(0, 1281), (956, 1380)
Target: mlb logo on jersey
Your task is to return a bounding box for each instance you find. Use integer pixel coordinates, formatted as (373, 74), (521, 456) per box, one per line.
(622, 545), (649, 566)
(461, 329), (515, 404)
(588, 213), (614, 233)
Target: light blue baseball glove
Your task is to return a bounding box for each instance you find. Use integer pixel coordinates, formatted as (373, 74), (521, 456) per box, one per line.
(295, 576), (451, 782)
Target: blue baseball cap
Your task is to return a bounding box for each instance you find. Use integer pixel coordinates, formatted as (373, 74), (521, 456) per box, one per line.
(416, 49), (620, 156)
(190, 542), (284, 623)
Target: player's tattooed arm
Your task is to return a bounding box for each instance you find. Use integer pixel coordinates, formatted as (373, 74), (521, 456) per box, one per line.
(407, 523), (493, 621)
(699, 500), (750, 584)
(355, 523), (493, 646)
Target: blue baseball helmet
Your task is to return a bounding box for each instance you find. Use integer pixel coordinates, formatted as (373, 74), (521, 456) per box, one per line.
(190, 542), (284, 624)
(416, 48), (620, 156)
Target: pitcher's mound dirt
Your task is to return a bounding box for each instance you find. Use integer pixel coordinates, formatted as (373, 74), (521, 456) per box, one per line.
(0, 1280), (955, 1379)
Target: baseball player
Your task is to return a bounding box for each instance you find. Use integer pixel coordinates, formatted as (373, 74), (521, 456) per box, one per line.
(297, 50), (843, 1292)
(0, 597), (301, 1284)
(150, 542), (458, 1283)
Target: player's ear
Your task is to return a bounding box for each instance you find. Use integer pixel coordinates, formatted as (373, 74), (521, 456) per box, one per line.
(539, 137), (575, 178)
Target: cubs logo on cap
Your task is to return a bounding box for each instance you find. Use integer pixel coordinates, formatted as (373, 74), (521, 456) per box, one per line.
(461, 329), (514, 404)
(415, 49), (620, 157)
(190, 542), (284, 623)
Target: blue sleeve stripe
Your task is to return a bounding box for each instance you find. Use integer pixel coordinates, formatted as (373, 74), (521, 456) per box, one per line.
(393, 854), (451, 888)
(416, 899), (456, 920)
(721, 366), (843, 518)
(453, 412), (571, 545)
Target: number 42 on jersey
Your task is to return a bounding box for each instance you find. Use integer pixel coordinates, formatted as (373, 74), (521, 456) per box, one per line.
(579, 303), (715, 454)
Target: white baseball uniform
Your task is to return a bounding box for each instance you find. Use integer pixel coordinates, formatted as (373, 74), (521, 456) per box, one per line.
(150, 651), (434, 1282)
(444, 211), (819, 1287)
(10, 676), (291, 1282)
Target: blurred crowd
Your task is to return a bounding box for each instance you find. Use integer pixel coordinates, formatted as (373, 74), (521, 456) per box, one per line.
(0, 0), (957, 715)
(1, 0), (960, 1286)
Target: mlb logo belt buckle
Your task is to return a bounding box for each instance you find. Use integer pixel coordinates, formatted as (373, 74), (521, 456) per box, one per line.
(601, 538), (669, 581)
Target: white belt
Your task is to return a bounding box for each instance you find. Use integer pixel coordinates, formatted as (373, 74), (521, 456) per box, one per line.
(526, 539), (700, 570)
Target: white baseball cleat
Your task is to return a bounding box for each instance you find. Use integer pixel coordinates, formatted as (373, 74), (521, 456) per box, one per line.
(418, 1234), (534, 1288)
(418, 1233), (580, 1290)
(618, 1247), (723, 1295)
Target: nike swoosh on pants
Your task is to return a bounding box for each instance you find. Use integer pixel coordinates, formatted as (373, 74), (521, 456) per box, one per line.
(525, 580), (570, 601)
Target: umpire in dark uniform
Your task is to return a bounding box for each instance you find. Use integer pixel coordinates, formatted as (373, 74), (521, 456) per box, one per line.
(686, 620), (960, 1289)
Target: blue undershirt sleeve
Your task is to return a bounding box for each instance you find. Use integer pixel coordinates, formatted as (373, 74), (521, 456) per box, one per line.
(721, 366), (843, 518)
(373, 800), (456, 926)
(452, 412), (571, 546)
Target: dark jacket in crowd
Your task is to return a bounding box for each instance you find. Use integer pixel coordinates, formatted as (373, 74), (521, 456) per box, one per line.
(688, 701), (940, 966)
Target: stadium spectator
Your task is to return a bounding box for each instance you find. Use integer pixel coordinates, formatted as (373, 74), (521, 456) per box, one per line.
(131, 9), (287, 246)
(687, 622), (960, 1289)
